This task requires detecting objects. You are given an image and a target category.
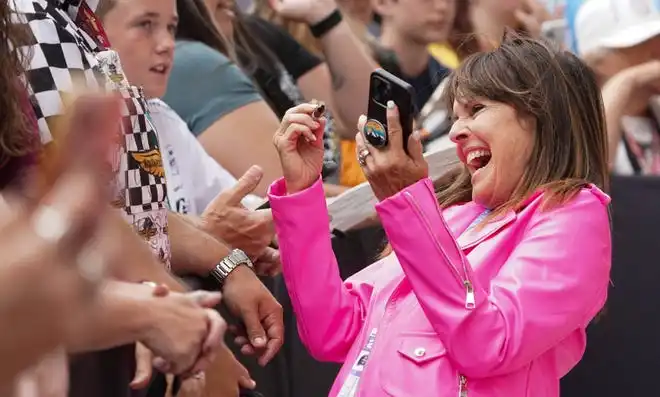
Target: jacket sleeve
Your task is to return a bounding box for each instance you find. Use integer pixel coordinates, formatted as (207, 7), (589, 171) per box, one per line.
(375, 178), (611, 378)
(269, 178), (375, 362)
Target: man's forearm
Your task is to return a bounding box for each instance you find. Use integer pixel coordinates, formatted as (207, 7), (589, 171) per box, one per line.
(107, 210), (188, 290)
(66, 281), (158, 353)
(168, 211), (230, 276)
(319, 18), (377, 125)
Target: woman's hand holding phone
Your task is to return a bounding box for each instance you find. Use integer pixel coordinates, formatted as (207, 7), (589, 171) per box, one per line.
(273, 102), (327, 194)
(356, 101), (429, 202)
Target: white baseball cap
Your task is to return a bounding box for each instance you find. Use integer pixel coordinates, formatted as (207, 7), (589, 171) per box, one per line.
(575, 0), (660, 56)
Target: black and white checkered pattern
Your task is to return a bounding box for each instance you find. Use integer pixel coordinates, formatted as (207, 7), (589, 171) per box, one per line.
(12, 0), (170, 248)
(120, 86), (167, 214)
(13, 0), (103, 143)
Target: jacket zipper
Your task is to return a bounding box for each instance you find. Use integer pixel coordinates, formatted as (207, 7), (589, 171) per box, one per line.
(458, 374), (468, 397)
(404, 192), (475, 309)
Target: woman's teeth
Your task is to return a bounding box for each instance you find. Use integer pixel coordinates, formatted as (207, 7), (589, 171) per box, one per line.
(467, 150), (492, 168)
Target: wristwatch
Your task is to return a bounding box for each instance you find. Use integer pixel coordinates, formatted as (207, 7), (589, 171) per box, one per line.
(211, 249), (254, 284)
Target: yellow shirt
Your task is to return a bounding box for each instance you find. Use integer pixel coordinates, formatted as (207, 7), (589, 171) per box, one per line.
(339, 140), (367, 187)
(428, 43), (459, 69)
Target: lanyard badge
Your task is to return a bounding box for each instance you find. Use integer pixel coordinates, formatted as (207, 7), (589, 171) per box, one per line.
(337, 328), (378, 397)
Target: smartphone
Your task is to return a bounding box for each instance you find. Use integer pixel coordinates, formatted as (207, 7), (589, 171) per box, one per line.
(365, 69), (415, 151)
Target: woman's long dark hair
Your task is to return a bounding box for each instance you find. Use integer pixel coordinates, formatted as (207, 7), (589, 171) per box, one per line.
(175, 0), (236, 61)
(0, 2), (37, 170)
(232, 9), (282, 77)
(176, 0), (280, 77)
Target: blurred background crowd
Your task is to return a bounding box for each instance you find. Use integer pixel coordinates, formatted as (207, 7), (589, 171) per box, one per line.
(1, 0), (659, 396)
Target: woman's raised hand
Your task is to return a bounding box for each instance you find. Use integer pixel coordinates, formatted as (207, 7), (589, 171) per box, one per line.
(273, 103), (327, 194)
(355, 101), (429, 201)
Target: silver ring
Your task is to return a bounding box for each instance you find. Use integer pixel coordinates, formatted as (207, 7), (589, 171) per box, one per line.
(76, 242), (106, 290)
(358, 148), (371, 166)
(31, 205), (71, 243)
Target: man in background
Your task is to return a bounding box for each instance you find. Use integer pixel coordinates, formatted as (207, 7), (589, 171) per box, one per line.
(575, 0), (660, 176)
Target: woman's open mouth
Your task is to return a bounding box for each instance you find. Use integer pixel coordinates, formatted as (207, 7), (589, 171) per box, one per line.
(466, 149), (492, 171)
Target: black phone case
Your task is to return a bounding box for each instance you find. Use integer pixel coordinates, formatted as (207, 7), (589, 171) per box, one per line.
(365, 69), (416, 151)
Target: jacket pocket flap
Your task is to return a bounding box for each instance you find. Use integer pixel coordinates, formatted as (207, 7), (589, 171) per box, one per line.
(397, 334), (447, 365)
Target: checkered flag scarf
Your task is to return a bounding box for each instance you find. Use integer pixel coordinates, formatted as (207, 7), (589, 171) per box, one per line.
(12, 0), (171, 267)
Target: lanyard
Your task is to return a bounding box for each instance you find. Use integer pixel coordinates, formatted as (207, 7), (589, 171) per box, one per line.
(74, 1), (111, 49)
(336, 209), (490, 396)
(466, 209), (491, 232)
(337, 328), (378, 397)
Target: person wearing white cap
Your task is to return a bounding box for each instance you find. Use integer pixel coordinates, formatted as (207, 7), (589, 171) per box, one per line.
(575, 0), (660, 175)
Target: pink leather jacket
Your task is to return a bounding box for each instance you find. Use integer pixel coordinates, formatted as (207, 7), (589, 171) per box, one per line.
(269, 177), (611, 397)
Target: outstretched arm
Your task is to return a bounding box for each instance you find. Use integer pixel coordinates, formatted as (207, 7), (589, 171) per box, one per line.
(270, 178), (376, 361)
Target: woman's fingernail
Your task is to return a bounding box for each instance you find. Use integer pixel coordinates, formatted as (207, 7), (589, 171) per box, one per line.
(358, 115), (367, 123)
(253, 337), (265, 346)
(413, 130), (421, 140)
(387, 100), (395, 109)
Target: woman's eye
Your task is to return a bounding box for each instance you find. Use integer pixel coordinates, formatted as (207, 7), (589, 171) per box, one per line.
(470, 104), (485, 115)
(168, 24), (178, 35)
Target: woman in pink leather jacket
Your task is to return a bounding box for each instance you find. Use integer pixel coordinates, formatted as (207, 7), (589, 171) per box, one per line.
(268, 35), (611, 396)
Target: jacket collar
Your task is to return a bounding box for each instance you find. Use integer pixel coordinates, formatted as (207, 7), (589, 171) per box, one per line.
(455, 189), (547, 250)
(452, 185), (608, 251)
(456, 206), (516, 250)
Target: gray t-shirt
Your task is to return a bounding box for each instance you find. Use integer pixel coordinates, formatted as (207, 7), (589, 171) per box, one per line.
(163, 40), (262, 136)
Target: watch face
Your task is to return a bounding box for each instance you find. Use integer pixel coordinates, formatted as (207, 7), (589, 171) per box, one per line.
(231, 249), (252, 266)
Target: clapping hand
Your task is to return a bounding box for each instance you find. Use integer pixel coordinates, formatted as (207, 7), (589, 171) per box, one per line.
(273, 103), (327, 194)
(140, 288), (227, 377)
(0, 94), (125, 381)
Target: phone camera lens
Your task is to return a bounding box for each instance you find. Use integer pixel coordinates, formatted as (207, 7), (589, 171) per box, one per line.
(372, 77), (391, 105)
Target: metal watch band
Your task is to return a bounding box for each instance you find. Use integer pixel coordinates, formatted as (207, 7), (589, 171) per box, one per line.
(211, 249), (254, 284)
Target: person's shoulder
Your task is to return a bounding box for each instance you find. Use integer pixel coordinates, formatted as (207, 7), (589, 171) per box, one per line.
(530, 184), (610, 219)
(148, 98), (195, 132)
(174, 40), (232, 66)
(148, 99), (182, 121)
(556, 184), (609, 207)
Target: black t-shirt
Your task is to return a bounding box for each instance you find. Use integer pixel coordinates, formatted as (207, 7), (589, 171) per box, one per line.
(238, 16), (338, 177)
(372, 45), (450, 113)
(245, 16), (321, 82)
